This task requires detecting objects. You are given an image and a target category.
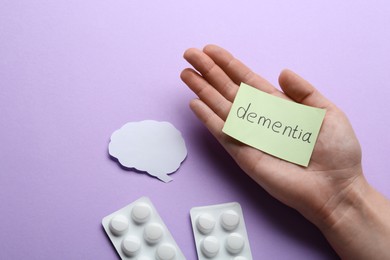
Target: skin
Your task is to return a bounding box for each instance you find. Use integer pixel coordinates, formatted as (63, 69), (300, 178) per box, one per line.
(181, 44), (390, 260)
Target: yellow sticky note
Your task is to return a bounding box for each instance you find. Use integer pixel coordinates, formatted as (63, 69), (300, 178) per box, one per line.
(222, 83), (326, 166)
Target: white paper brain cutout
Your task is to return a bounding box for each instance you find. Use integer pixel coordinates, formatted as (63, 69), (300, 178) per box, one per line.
(108, 120), (187, 182)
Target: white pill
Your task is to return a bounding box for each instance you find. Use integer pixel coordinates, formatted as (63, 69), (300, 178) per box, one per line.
(233, 257), (247, 260)
(144, 222), (164, 244)
(220, 210), (240, 231)
(196, 213), (216, 234)
(131, 202), (152, 224)
(156, 243), (176, 260)
(226, 233), (245, 254)
(121, 235), (141, 257)
(200, 236), (220, 258)
(109, 214), (129, 236)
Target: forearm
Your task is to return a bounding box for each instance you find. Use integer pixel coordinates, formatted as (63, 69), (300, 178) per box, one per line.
(317, 176), (390, 260)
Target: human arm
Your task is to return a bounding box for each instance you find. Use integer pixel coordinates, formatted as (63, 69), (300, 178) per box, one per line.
(180, 44), (390, 259)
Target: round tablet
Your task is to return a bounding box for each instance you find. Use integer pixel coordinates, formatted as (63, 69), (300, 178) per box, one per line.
(156, 243), (176, 260)
(225, 233), (245, 254)
(121, 235), (141, 257)
(143, 222), (164, 244)
(109, 214), (129, 236)
(200, 236), (220, 258)
(131, 202), (152, 224)
(196, 213), (216, 234)
(220, 210), (240, 231)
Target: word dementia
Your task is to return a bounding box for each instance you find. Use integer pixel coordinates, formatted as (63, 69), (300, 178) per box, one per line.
(236, 103), (313, 143)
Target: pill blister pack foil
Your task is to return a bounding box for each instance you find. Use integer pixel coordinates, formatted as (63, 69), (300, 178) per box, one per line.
(190, 202), (252, 260)
(102, 197), (185, 260)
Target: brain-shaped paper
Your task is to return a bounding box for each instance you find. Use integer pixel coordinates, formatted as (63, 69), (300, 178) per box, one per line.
(108, 120), (187, 182)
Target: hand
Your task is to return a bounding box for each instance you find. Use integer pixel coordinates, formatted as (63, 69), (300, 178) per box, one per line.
(181, 44), (362, 224)
(181, 45), (390, 259)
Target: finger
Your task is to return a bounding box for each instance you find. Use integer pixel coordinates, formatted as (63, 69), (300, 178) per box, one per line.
(189, 99), (226, 140)
(181, 68), (232, 120)
(278, 69), (331, 108)
(203, 44), (282, 96)
(183, 48), (238, 102)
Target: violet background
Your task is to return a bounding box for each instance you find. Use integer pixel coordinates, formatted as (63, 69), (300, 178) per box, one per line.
(1, 1), (389, 259)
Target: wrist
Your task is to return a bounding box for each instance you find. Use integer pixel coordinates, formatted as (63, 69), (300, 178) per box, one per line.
(316, 173), (390, 259)
(317, 170), (368, 231)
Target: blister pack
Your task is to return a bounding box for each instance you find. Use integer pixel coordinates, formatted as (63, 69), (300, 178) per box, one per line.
(102, 197), (185, 260)
(190, 202), (252, 260)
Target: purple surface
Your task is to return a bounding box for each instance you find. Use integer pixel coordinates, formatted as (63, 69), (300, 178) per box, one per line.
(1, 1), (389, 259)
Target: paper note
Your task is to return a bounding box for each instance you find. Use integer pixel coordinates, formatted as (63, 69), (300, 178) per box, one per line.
(109, 120), (187, 182)
(222, 83), (326, 166)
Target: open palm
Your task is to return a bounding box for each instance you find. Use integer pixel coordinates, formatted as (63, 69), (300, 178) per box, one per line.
(181, 45), (363, 227)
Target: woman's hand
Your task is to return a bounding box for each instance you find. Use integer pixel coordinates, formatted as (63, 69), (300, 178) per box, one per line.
(181, 44), (390, 260)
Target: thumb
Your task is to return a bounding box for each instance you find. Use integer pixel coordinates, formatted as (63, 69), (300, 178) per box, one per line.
(279, 69), (331, 109)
